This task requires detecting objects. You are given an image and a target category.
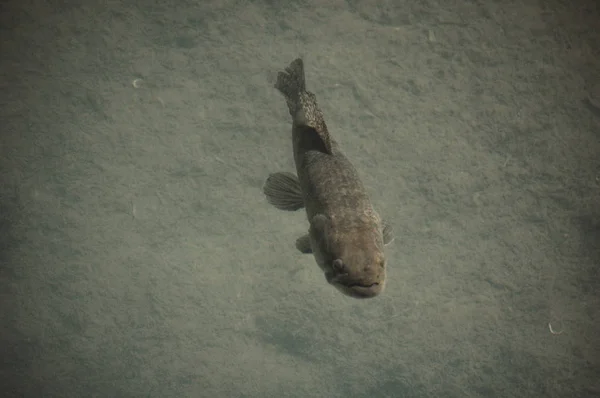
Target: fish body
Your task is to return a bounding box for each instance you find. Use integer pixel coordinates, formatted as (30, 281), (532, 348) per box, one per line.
(264, 58), (393, 299)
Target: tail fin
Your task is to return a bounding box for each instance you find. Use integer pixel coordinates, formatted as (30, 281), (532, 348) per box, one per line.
(274, 58), (334, 154)
(274, 58), (306, 117)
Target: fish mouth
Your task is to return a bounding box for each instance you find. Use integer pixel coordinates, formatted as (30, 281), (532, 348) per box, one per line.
(346, 281), (379, 289)
(327, 275), (383, 298)
(341, 282), (383, 299)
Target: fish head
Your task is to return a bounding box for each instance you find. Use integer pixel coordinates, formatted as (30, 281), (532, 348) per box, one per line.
(326, 230), (387, 298)
(310, 214), (387, 299)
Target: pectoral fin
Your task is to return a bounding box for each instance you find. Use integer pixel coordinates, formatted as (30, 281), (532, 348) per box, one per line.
(382, 220), (394, 246)
(263, 172), (304, 211)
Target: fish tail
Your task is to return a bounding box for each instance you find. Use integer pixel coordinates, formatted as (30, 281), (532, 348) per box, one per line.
(274, 58), (307, 118)
(275, 58), (333, 153)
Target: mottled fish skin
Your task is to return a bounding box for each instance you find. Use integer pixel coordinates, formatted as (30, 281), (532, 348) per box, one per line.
(266, 58), (392, 299)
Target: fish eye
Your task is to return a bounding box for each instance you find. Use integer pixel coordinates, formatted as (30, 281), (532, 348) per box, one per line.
(332, 259), (347, 274)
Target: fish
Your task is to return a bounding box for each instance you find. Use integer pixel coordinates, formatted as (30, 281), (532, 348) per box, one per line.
(263, 58), (394, 299)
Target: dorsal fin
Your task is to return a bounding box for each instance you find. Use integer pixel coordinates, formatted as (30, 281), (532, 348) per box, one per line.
(295, 91), (333, 154)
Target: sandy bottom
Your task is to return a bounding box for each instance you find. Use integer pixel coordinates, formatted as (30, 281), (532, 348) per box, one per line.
(1, 0), (599, 397)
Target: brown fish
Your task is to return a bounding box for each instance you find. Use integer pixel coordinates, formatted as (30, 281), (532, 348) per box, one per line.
(263, 58), (394, 299)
